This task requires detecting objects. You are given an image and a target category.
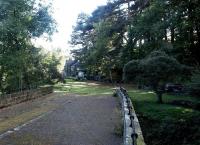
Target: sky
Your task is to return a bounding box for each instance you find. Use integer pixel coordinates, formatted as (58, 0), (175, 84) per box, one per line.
(34, 0), (108, 56)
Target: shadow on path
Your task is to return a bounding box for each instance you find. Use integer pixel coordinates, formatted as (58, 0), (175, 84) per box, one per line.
(0, 93), (122, 145)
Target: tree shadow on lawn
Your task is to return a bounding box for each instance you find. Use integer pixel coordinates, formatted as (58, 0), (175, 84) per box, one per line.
(127, 88), (200, 145)
(54, 81), (113, 96)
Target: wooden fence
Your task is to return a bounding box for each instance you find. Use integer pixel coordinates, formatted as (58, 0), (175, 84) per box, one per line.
(0, 86), (53, 109)
(115, 87), (146, 145)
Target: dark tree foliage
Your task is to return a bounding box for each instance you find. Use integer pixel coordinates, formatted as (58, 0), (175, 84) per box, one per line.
(70, 0), (200, 82)
(124, 51), (191, 103)
(0, 0), (59, 94)
(70, 0), (200, 97)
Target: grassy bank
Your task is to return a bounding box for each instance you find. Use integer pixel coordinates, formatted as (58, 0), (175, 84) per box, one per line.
(127, 89), (200, 145)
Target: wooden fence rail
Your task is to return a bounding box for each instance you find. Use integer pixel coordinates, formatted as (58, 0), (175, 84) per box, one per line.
(0, 86), (53, 109)
(115, 87), (146, 145)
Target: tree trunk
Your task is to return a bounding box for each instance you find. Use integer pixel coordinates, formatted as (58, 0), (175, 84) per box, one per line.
(197, 26), (200, 46)
(0, 72), (3, 93)
(171, 26), (175, 43)
(156, 91), (163, 104)
(196, 25), (200, 63)
(188, 2), (196, 62)
(164, 28), (167, 41)
(152, 83), (164, 104)
(109, 69), (113, 84)
(0, 66), (5, 93)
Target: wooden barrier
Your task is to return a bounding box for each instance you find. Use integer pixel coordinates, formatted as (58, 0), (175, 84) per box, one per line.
(0, 86), (53, 109)
(115, 87), (146, 145)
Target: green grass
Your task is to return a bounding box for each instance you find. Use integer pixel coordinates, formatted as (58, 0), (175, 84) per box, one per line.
(127, 89), (200, 120)
(54, 79), (113, 96)
(127, 88), (200, 145)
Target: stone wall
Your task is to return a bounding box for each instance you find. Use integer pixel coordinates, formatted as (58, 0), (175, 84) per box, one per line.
(0, 86), (53, 109)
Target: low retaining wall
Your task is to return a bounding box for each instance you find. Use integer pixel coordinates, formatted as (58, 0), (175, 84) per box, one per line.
(0, 86), (53, 109)
(116, 87), (146, 145)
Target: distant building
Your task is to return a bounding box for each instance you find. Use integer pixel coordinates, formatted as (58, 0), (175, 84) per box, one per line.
(64, 59), (85, 79)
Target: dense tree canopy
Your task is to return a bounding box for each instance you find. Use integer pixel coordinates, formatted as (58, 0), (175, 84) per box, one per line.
(70, 0), (200, 81)
(0, 0), (59, 93)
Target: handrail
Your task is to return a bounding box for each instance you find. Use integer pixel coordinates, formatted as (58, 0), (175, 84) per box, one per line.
(115, 87), (146, 145)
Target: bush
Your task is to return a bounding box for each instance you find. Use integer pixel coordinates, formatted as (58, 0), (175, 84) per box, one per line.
(139, 113), (200, 145)
(186, 70), (200, 97)
(124, 50), (190, 103)
(123, 60), (141, 82)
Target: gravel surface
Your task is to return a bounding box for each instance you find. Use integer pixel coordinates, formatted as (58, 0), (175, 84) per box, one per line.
(0, 93), (122, 145)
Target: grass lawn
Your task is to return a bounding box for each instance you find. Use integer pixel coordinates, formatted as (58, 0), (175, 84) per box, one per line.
(127, 88), (200, 145)
(54, 79), (114, 96)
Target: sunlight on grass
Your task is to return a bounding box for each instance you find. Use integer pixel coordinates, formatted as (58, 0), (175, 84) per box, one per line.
(63, 85), (71, 88)
(71, 84), (87, 88)
(87, 83), (100, 86)
(139, 91), (154, 95)
(127, 88), (200, 120)
(54, 79), (113, 96)
(126, 87), (200, 145)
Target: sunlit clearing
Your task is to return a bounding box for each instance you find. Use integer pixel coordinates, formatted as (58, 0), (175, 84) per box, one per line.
(140, 91), (154, 94)
(87, 83), (100, 86)
(71, 84), (87, 88)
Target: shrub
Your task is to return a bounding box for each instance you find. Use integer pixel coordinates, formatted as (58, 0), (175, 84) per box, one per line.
(187, 70), (200, 97)
(124, 50), (190, 103)
(139, 113), (200, 145)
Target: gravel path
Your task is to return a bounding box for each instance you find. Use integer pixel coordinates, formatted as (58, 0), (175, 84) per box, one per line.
(0, 93), (122, 145)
